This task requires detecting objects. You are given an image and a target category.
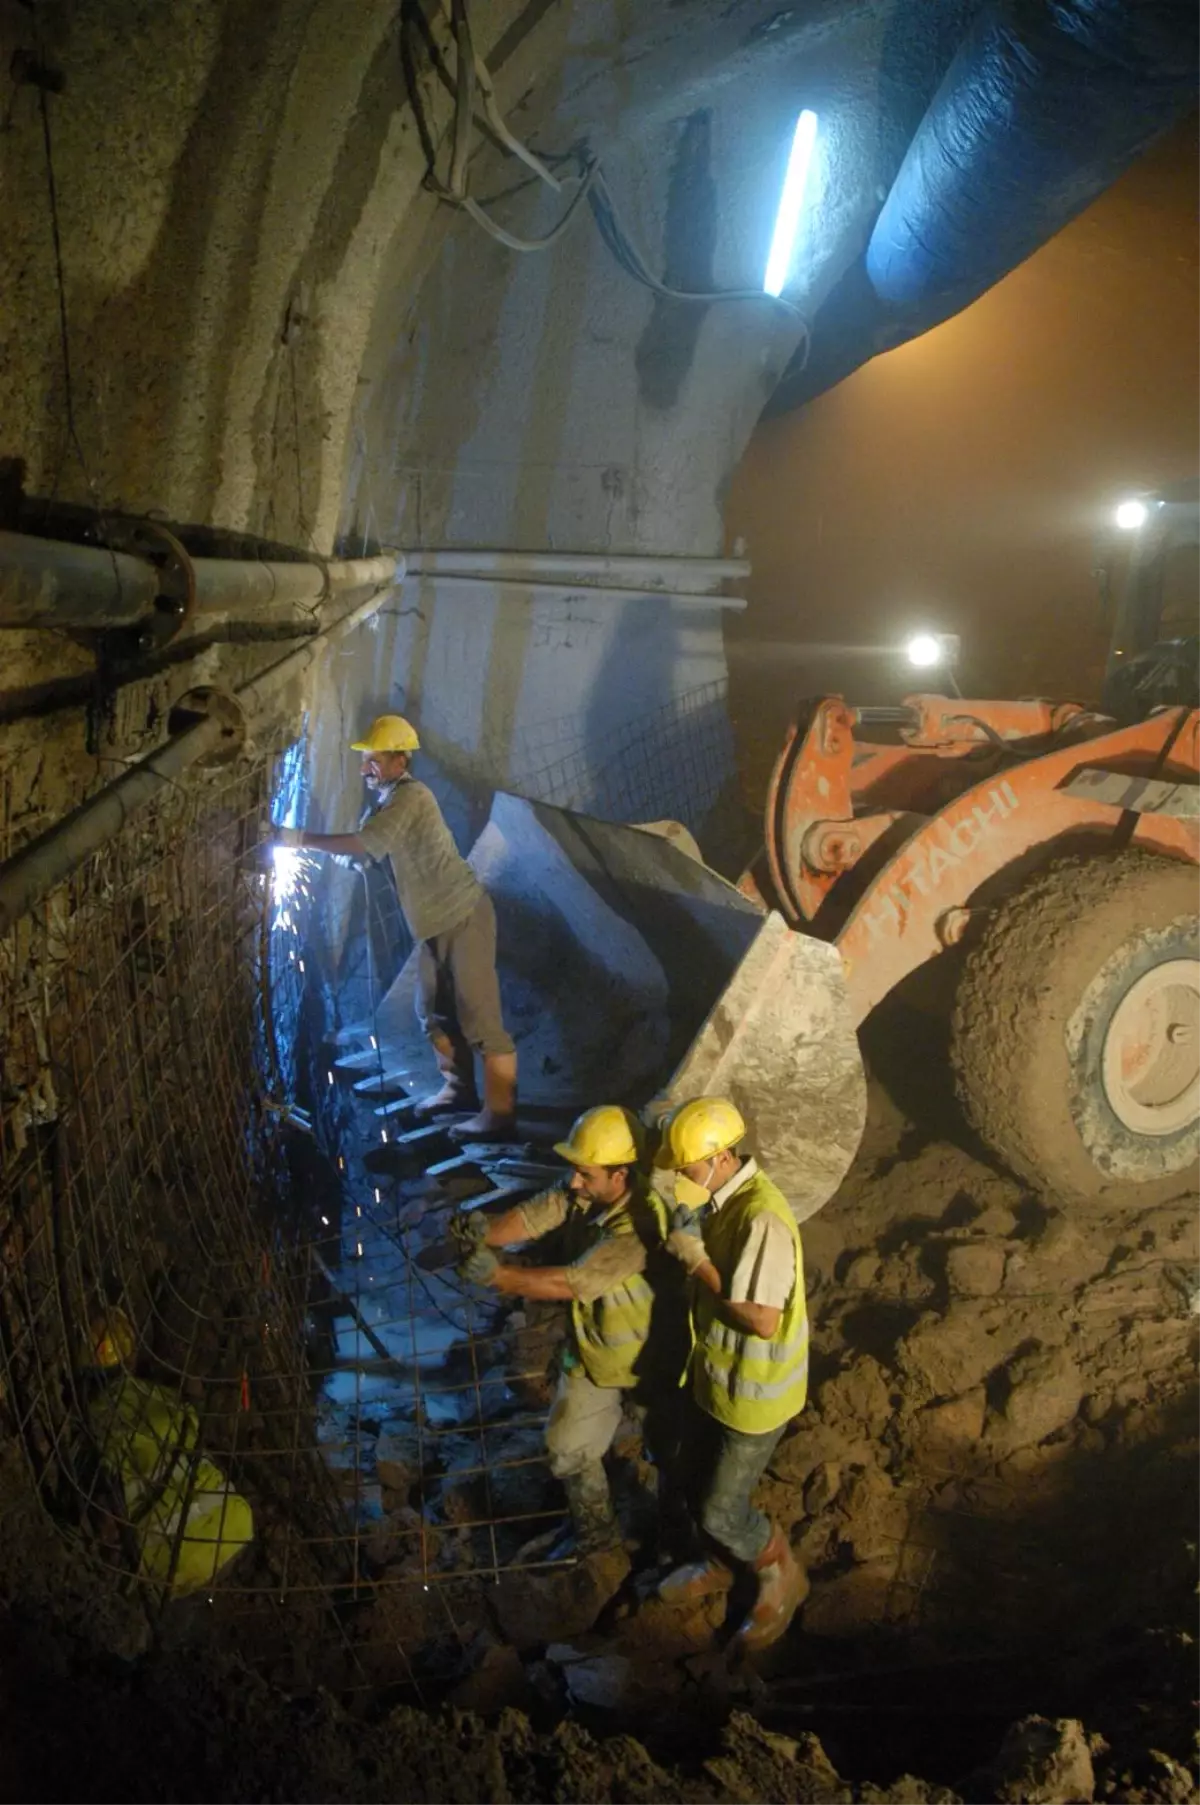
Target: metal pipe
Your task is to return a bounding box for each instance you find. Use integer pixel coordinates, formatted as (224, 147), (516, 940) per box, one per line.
(0, 567), (398, 935)
(0, 713), (230, 932)
(0, 531), (397, 630)
(170, 552), (399, 641)
(0, 531), (159, 627)
(192, 552), (396, 611)
(408, 571), (747, 610)
(404, 548), (750, 593)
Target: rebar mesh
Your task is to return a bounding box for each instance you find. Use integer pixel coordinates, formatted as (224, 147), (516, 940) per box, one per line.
(510, 678), (735, 830)
(0, 744), (366, 1657)
(0, 707), (681, 1692)
(0, 678), (746, 1690)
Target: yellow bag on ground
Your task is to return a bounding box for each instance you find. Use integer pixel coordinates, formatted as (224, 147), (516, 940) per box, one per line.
(87, 1375), (253, 1594)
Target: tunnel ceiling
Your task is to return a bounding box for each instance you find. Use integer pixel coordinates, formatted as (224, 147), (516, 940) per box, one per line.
(3, 0), (1195, 547)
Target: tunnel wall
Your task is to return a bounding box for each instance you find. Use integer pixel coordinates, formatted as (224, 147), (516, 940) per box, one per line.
(0, 0), (906, 878)
(302, 7), (896, 884)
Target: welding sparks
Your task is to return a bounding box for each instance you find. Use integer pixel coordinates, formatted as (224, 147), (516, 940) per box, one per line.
(269, 829), (318, 946)
(269, 844), (315, 933)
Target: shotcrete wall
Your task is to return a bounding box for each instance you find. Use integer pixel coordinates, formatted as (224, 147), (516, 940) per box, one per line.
(0, 0), (916, 881)
(310, 2), (904, 826)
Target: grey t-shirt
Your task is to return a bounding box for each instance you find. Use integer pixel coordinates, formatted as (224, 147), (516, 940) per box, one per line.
(357, 779), (482, 942)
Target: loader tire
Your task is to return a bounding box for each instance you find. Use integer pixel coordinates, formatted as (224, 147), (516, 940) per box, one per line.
(952, 852), (1199, 1199)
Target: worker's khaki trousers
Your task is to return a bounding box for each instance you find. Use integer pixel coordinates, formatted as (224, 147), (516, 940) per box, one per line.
(545, 1367), (683, 1500)
(415, 893), (514, 1058)
(541, 1369), (624, 1546)
(544, 1369), (626, 1479)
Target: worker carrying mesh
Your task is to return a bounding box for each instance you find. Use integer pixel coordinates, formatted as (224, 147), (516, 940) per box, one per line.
(273, 713), (517, 1140)
(454, 1105), (687, 1566)
(652, 1096), (810, 1653)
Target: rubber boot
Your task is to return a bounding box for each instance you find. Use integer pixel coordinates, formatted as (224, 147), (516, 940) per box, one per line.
(732, 1525), (808, 1653)
(413, 1030), (478, 1119)
(657, 1555), (734, 1606)
(561, 1465), (622, 1557)
(449, 1050), (517, 1141)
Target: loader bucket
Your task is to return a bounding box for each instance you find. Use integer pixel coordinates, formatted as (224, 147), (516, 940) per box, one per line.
(650, 908), (868, 1221)
(369, 794), (865, 1222)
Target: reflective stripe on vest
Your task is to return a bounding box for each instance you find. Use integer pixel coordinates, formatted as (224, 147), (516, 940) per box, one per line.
(691, 1168), (808, 1433)
(569, 1187), (668, 1390)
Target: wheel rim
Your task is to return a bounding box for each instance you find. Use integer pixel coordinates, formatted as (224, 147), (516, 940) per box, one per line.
(1102, 958), (1200, 1137)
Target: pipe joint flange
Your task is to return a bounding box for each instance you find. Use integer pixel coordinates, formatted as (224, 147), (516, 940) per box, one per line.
(166, 686), (246, 766)
(102, 518), (196, 656)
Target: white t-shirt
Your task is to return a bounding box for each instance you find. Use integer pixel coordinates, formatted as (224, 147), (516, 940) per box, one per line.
(711, 1159), (796, 1309)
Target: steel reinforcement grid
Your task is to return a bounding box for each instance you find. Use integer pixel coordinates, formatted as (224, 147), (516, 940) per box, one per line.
(0, 697), (733, 1696)
(0, 736), (566, 1695)
(0, 736), (378, 1683)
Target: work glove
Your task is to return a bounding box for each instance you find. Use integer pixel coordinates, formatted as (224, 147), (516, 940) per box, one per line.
(273, 825), (305, 849)
(666, 1228), (710, 1275)
(449, 1210), (488, 1257)
(458, 1243), (500, 1286)
(668, 1199), (710, 1236)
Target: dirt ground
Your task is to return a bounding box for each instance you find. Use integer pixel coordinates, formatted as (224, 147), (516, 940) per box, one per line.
(0, 996), (1194, 1802)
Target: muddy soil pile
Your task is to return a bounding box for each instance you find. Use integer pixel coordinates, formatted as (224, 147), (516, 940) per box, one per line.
(775, 1051), (1198, 1666)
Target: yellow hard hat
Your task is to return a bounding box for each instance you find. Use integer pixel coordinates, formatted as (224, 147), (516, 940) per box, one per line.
(86, 1308), (136, 1370)
(350, 713), (420, 754)
(554, 1105), (644, 1169)
(654, 1097), (746, 1168)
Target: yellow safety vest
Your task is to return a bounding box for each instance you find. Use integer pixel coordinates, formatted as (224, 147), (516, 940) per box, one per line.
(691, 1167), (808, 1433)
(566, 1180), (671, 1390)
(88, 1375), (254, 1594)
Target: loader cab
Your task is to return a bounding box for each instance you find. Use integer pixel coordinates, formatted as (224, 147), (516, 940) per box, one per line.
(1100, 479), (1199, 722)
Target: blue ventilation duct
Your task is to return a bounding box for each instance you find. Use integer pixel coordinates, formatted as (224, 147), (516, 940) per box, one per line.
(866, 0), (1198, 313)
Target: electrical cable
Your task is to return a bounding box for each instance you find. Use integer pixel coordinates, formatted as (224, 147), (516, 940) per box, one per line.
(947, 715), (1063, 760)
(458, 162), (600, 253)
(28, 12), (112, 524)
(459, 157), (809, 338)
(589, 167), (808, 325)
(448, 0), (476, 201)
(438, 0), (811, 345)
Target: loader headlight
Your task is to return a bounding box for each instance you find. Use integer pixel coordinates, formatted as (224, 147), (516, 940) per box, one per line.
(1114, 498), (1148, 531)
(904, 631), (959, 670)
